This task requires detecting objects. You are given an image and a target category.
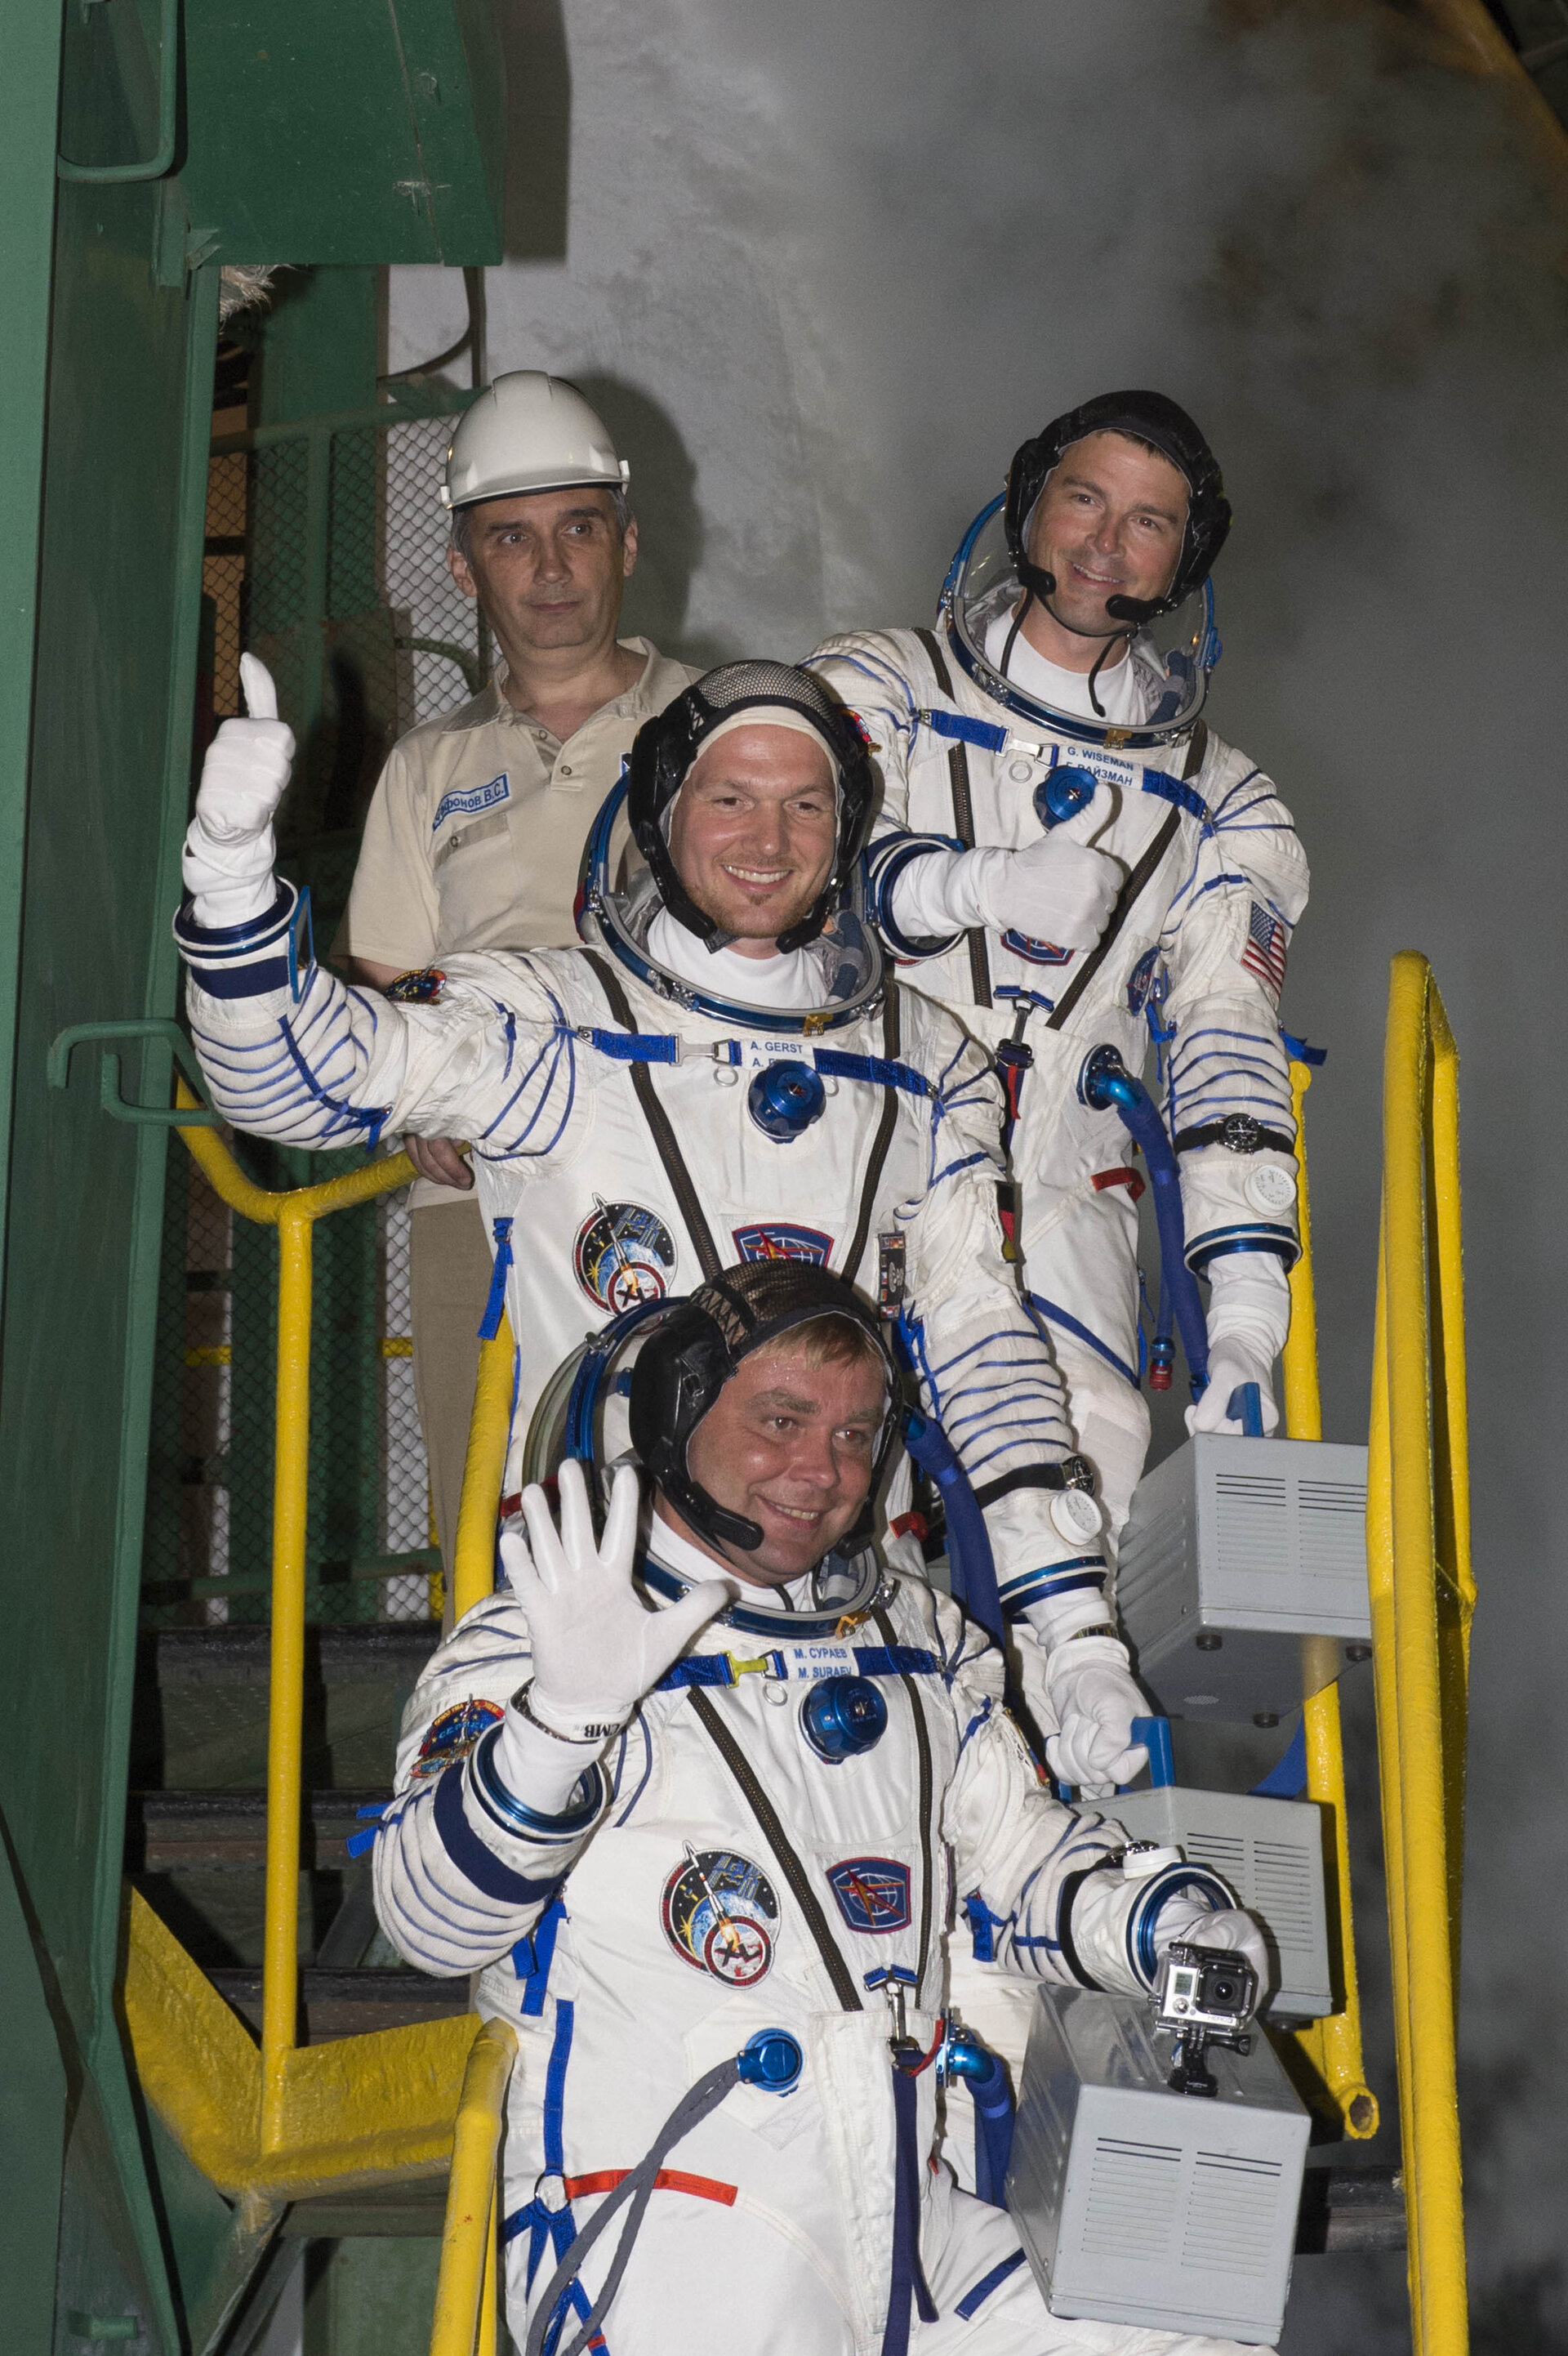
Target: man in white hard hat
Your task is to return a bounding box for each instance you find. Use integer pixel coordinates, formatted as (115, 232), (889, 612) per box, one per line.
(336, 372), (700, 1578)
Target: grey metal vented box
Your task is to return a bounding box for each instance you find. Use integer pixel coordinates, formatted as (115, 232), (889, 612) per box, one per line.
(1097, 1787), (1331, 2020)
(1006, 1983), (1309, 2345)
(1116, 1435), (1371, 1722)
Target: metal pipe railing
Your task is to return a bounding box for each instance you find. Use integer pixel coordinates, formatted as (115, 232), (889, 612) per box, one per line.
(1368, 954), (1473, 2356)
(430, 2020), (518, 2356)
(1280, 1055), (1379, 2140)
(452, 1322), (518, 1623)
(173, 1078), (419, 2148)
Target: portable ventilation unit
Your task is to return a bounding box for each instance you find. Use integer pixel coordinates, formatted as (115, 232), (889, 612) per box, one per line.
(1116, 1434), (1371, 1721)
(1006, 1983), (1310, 2345)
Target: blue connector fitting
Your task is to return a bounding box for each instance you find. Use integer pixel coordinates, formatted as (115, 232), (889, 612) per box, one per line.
(800, 1674), (888, 1763)
(737, 2028), (804, 2095)
(1078, 1045), (1209, 1394)
(941, 2027), (1015, 2206)
(748, 1059), (826, 1142)
(1033, 765), (1098, 830)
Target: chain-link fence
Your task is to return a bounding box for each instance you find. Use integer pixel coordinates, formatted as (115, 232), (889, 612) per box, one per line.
(147, 395), (483, 1628)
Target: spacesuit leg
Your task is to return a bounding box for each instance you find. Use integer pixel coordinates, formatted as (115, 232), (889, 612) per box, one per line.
(915, 2171), (1274, 2354)
(501, 2181), (856, 2355)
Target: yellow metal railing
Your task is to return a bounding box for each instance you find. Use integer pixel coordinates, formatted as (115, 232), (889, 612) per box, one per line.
(1369, 955), (1473, 2356)
(1280, 1056), (1379, 2140)
(172, 1079), (424, 2144)
(430, 2020), (517, 2356)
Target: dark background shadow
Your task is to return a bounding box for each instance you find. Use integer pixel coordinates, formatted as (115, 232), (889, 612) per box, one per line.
(571, 372), (731, 667)
(500, 0), (570, 261)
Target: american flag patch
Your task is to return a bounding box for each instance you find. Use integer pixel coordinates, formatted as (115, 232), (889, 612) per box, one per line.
(1241, 901), (1288, 999)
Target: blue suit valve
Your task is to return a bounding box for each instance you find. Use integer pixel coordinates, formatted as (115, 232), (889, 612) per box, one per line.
(940, 2026), (1015, 2207)
(800, 1673), (888, 1762)
(1033, 765), (1099, 831)
(737, 2028), (804, 2095)
(747, 1059), (826, 1141)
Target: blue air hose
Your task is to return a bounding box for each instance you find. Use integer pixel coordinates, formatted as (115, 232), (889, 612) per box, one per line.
(1078, 1046), (1209, 1396)
(902, 1407), (1003, 1649)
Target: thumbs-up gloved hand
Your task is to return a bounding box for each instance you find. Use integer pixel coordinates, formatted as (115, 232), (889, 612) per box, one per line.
(885, 779), (1121, 953)
(183, 655), (295, 928)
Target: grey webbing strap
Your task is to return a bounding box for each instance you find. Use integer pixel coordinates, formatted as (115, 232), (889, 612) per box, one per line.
(839, 988), (902, 1290)
(915, 627), (991, 1010)
(526, 2056), (742, 2356)
(1040, 717), (1206, 1034)
(578, 948), (724, 1283)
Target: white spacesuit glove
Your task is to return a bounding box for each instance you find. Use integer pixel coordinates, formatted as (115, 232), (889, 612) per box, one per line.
(503, 1460), (733, 1742)
(889, 783), (1120, 952)
(1187, 1253), (1292, 1438)
(182, 654), (295, 929)
(1041, 1632), (1148, 1796)
(1152, 1894), (1272, 2013)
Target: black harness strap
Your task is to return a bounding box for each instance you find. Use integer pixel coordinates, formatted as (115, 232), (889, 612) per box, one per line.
(579, 948), (724, 1283)
(872, 1603), (934, 1992)
(915, 627), (991, 1011)
(1041, 717), (1205, 1035)
(688, 1689), (863, 2011)
(1042, 806), (1179, 1035)
(840, 988), (902, 1290)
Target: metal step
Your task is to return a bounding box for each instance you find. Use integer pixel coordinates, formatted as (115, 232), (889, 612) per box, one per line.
(206, 1965), (470, 2043)
(127, 1786), (387, 1873)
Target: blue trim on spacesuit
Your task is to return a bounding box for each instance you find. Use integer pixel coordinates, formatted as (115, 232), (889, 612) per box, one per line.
(433, 1762), (568, 1906)
(1027, 1292), (1138, 1388)
(639, 1556), (867, 1642)
(954, 2248), (1027, 2320)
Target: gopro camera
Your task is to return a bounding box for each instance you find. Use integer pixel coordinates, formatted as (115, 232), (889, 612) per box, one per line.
(1152, 1941), (1258, 2098)
(1154, 1941), (1258, 2037)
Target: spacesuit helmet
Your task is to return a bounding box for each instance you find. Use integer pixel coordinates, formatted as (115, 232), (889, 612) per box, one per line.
(577, 661), (885, 1030)
(628, 1261), (896, 1558)
(941, 390), (1228, 748)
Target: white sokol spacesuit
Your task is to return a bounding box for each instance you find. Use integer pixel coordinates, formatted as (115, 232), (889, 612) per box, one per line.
(368, 1266), (1272, 2356)
(175, 660), (1147, 1787)
(807, 395), (1309, 1582)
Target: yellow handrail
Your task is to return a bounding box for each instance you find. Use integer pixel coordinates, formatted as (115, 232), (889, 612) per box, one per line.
(1370, 955), (1472, 2356)
(174, 1078), (419, 2147)
(430, 2020), (518, 2356)
(1280, 1059), (1379, 2139)
(452, 1321), (519, 1622)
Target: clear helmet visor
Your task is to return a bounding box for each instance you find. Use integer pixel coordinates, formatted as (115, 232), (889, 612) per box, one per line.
(939, 496), (1221, 749)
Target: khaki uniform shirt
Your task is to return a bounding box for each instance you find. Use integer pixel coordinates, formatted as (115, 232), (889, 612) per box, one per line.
(338, 635), (698, 1207)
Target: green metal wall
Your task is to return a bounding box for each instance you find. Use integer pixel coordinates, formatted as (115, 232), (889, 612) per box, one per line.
(0, 5), (504, 2349)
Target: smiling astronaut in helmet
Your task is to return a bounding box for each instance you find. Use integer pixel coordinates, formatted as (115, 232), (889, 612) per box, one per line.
(577, 658), (884, 1027)
(177, 649), (1153, 1799)
(808, 394), (1310, 1758)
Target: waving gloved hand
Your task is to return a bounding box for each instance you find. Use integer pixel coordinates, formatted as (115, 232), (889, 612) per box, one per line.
(1043, 1632), (1148, 1796)
(183, 655), (296, 928)
(504, 1458), (733, 1741)
(1152, 1893), (1272, 2013)
(973, 780), (1122, 949)
(1187, 1254), (1291, 1438)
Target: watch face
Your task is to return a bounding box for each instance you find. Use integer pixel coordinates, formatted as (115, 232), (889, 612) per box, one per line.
(1050, 1487), (1105, 1544)
(1243, 1162), (1298, 1215)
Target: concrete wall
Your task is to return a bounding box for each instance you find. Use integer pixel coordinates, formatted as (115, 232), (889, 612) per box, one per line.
(391, 5), (1568, 2341)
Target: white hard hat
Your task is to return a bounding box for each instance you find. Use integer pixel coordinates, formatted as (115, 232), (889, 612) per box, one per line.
(441, 371), (630, 511)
